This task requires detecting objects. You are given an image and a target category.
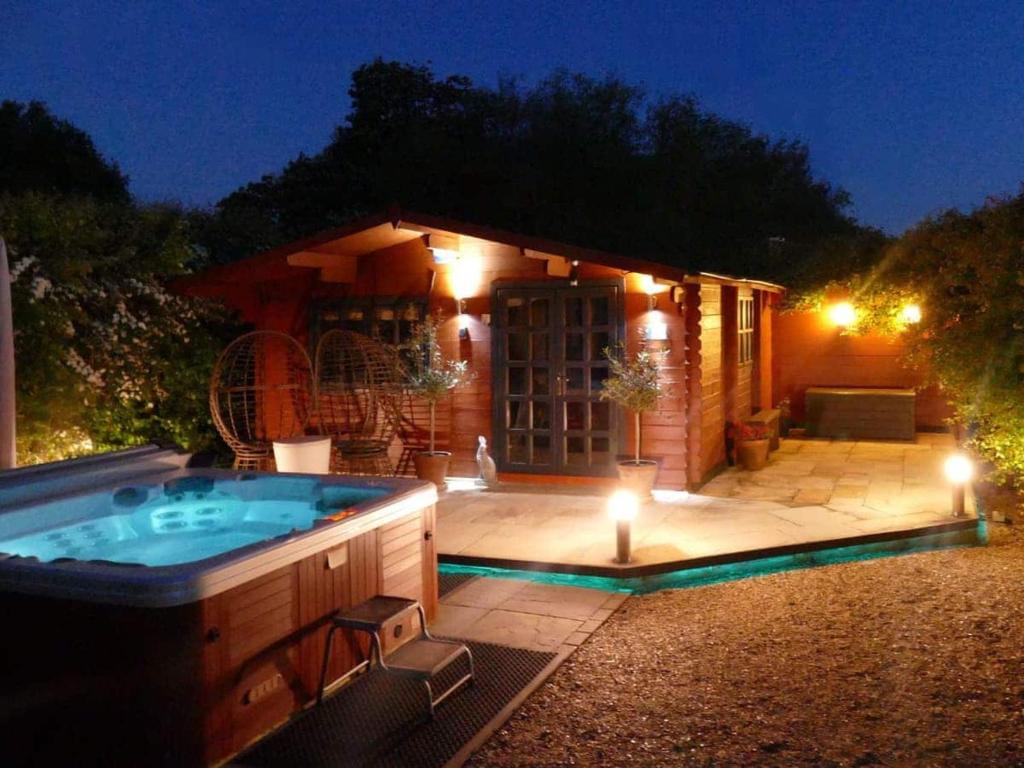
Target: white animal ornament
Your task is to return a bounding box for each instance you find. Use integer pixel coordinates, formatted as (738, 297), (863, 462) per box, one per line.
(476, 436), (498, 487)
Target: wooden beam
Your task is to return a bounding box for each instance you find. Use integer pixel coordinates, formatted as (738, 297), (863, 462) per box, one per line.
(286, 252), (358, 283)
(546, 256), (571, 277)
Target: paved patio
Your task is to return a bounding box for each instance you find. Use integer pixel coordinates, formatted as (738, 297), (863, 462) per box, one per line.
(436, 433), (976, 572)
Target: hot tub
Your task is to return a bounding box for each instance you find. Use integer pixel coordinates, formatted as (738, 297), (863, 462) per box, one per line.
(0, 445), (438, 766)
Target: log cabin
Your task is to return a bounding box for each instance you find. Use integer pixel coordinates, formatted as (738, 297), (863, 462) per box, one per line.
(180, 209), (784, 489)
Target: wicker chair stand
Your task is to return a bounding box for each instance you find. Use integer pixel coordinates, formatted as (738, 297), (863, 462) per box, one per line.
(210, 331), (315, 471)
(315, 330), (404, 477)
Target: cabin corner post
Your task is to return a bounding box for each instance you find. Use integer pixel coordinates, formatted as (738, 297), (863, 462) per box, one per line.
(684, 284), (703, 488)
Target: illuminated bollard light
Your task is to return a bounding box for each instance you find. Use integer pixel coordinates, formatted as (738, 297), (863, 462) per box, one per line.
(943, 453), (974, 518)
(608, 489), (639, 564)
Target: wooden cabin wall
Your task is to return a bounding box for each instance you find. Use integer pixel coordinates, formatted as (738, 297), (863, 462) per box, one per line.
(697, 283), (726, 481)
(623, 285), (689, 488)
(772, 309), (951, 429)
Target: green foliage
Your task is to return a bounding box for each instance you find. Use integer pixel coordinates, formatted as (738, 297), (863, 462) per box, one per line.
(600, 347), (662, 414)
(0, 101), (129, 202)
(400, 313), (470, 454)
(600, 346), (661, 462)
(401, 314), (470, 404)
(791, 192), (1024, 486)
(197, 60), (862, 282)
(2, 192), (233, 463)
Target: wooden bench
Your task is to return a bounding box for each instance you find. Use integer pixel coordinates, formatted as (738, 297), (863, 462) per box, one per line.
(746, 408), (781, 451)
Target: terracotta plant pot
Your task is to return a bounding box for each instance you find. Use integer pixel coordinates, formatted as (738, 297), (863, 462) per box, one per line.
(736, 438), (770, 471)
(414, 451), (451, 491)
(617, 459), (658, 500)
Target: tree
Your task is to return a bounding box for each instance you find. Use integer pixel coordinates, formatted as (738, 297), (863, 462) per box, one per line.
(791, 191), (1024, 486)
(197, 60), (864, 283)
(0, 100), (129, 201)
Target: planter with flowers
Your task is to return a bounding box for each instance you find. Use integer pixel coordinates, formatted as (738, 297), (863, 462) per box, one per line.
(734, 421), (771, 471)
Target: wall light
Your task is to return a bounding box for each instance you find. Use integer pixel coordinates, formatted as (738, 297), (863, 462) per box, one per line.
(607, 489), (639, 564)
(828, 301), (857, 328)
(645, 321), (669, 342)
(901, 304), (922, 324)
(569, 260), (580, 287)
(451, 255), (481, 302)
(943, 453), (974, 517)
(457, 312), (470, 341)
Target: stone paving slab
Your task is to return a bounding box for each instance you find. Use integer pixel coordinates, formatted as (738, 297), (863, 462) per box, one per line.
(437, 434), (974, 571)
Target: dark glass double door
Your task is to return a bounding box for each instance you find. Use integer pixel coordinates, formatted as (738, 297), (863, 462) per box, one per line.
(493, 282), (623, 475)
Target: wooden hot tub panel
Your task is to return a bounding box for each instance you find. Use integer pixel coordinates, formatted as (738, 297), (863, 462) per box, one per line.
(0, 504), (438, 767)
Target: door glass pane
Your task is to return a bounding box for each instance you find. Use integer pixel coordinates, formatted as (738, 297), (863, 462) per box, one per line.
(565, 297), (584, 327)
(591, 402), (610, 431)
(533, 434), (552, 464)
(591, 437), (611, 464)
(509, 434), (528, 464)
(530, 299), (549, 327)
(532, 368), (549, 395)
(508, 332), (528, 361)
(590, 367), (609, 392)
(532, 333), (549, 361)
(507, 298), (527, 326)
(565, 401), (585, 430)
(590, 332), (609, 361)
(591, 296), (609, 325)
(508, 401), (527, 429)
(566, 367), (584, 393)
(566, 333), (584, 361)
(532, 402), (551, 429)
(566, 436), (586, 465)
(509, 367), (527, 394)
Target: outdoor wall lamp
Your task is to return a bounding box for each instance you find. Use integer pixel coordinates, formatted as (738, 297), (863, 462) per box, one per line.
(569, 260), (580, 286)
(828, 301), (857, 328)
(901, 304), (922, 324)
(647, 293), (658, 311)
(608, 489), (639, 564)
(644, 320), (669, 342)
(457, 312), (470, 341)
(943, 453), (974, 517)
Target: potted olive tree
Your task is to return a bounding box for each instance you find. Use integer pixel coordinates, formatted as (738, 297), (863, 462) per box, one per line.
(403, 314), (470, 490)
(600, 346), (662, 499)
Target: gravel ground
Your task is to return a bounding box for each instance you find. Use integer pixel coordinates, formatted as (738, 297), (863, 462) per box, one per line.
(470, 525), (1024, 767)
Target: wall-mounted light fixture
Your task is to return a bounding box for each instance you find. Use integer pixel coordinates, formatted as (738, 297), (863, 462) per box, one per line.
(901, 304), (922, 324)
(828, 301), (857, 328)
(647, 294), (658, 312)
(645, 321), (669, 342)
(425, 233), (460, 264)
(569, 260), (580, 287)
(457, 312), (470, 341)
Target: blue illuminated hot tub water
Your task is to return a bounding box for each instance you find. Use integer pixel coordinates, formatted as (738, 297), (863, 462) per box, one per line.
(0, 474), (387, 567)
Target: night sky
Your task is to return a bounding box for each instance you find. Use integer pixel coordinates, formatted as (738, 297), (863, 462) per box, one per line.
(3, 0), (1022, 233)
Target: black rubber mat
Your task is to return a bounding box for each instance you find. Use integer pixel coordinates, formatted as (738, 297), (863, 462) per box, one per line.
(438, 571), (476, 597)
(233, 640), (556, 768)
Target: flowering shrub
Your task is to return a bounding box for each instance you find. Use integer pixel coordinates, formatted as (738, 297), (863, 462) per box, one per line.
(2, 193), (233, 464)
(733, 421), (769, 442)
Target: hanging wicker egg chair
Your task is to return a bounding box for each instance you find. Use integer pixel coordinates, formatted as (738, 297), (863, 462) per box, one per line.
(210, 331), (315, 470)
(314, 330), (403, 476)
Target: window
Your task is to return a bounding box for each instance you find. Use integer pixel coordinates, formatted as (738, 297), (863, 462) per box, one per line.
(311, 297), (428, 350)
(738, 296), (755, 365)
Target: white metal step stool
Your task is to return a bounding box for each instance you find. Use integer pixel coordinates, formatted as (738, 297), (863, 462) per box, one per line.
(317, 595), (474, 718)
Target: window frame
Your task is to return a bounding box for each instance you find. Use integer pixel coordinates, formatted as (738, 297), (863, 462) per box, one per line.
(738, 295), (755, 366)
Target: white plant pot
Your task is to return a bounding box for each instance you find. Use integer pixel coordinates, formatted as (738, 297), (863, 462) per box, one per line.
(273, 436), (331, 474)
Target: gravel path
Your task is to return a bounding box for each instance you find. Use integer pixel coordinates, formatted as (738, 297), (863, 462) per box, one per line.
(470, 526), (1024, 767)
